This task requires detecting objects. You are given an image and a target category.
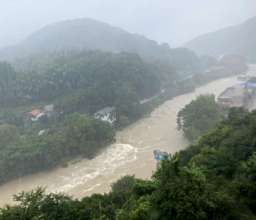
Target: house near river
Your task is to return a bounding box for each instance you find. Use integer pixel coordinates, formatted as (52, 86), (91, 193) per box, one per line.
(94, 107), (116, 124)
(218, 84), (245, 108)
(27, 104), (55, 122)
(27, 109), (45, 121)
(218, 79), (256, 109)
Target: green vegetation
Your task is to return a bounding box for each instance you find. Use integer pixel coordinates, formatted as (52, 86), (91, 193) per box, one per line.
(0, 52), (167, 127)
(177, 95), (224, 141)
(0, 49), (209, 130)
(0, 50), (196, 185)
(1, 52), (161, 109)
(0, 17), (202, 72)
(1, 108), (256, 219)
(0, 18), (251, 214)
(0, 114), (114, 184)
(0, 47), (247, 186)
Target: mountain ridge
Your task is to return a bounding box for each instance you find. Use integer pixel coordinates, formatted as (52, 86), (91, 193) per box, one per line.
(0, 18), (168, 61)
(185, 16), (256, 61)
(0, 17), (202, 75)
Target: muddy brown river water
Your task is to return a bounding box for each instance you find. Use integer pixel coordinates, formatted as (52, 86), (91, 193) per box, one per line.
(0, 76), (241, 206)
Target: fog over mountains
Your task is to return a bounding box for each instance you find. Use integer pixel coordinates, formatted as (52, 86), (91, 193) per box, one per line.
(0, 18), (168, 61)
(0, 0), (255, 49)
(186, 16), (256, 61)
(0, 18), (201, 75)
(1, 14), (256, 65)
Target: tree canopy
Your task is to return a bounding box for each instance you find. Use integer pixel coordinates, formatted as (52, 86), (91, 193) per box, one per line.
(1, 109), (256, 219)
(177, 95), (224, 142)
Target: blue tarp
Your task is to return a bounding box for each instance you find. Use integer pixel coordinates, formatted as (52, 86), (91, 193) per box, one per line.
(153, 150), (168, 161)
(245, 82), (256, 89)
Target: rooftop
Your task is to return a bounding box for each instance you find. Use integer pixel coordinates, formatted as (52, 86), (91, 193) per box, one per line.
(218, 84), (245, 99)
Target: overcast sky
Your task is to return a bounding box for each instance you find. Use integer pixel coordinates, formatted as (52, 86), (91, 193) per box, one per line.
(0, 0), (255, 48)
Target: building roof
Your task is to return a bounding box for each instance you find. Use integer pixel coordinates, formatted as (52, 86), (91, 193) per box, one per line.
(218, 84), (244, 99)
(28, 109), (43, 118)
(44, 104), (54, 112)
(94, 107), (115, 116)
(94, 107), (116, 124)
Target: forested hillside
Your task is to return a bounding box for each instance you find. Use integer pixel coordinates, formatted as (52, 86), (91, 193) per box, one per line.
(1, 108), (256, 219)
(0, 114), (114, 184)
(186, 16), (256, 62)
(0, 46), (247, 185)
(0, 51), (176, 128)
(0, 50), (196, 184)
(0, 18), (247, 186)
(0, 2), (254, 219)
(1, 52), (160, 105)
(0, 18), (201, 75)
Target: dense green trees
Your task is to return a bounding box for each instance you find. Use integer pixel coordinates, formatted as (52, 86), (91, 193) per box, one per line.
(2, 109), (256, 219)
(15, 51), (161, 105)
(0, 114), (114, 184)
(0, 50), (206, 185)
(177, 95), (224, 141)
(0, 52), (161, 106)
(0, 50), (246, 128)
(0, 188), (79, 220)
(0, 48), (250, 219)
(0, 52), (165, 126)
(64, 113), (115, 157)
(0, 62), (18, 105)
(152, 159), (233, 220)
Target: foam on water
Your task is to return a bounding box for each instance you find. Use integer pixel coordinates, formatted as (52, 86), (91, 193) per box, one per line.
(48, 144), (137, 193)
(83, 184), (102, 193)
(0, 74), (245, 207)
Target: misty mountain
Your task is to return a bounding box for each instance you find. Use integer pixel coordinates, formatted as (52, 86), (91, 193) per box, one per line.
(185, 16), (256, 61)
(0, 18), (201, 73)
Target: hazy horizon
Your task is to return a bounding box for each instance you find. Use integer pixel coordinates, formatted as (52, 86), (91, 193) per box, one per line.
(1, 0), (255, 49)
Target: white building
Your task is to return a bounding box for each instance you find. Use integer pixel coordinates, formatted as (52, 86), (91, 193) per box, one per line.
(94, 107), (116, 124)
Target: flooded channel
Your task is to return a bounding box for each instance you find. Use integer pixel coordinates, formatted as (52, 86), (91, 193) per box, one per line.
(0, 76), (240, 206)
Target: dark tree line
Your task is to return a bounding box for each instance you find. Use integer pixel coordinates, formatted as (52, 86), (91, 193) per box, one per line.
(177, 95), (224, 141)
(1, 108), (256, 219)
(0, 49), (248, 192)
(0, 114), (114, 184)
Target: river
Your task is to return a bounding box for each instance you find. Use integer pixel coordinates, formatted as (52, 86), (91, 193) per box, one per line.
(0, 75), (241, 206)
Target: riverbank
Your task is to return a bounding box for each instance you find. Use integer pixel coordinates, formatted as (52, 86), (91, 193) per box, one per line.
(0, 74), (241, 207)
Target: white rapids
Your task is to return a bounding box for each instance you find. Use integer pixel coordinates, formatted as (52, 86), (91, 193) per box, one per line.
(0, 73), (245, 207)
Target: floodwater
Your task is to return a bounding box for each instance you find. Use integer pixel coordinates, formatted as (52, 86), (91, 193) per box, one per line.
(0, 76), (241, 206)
